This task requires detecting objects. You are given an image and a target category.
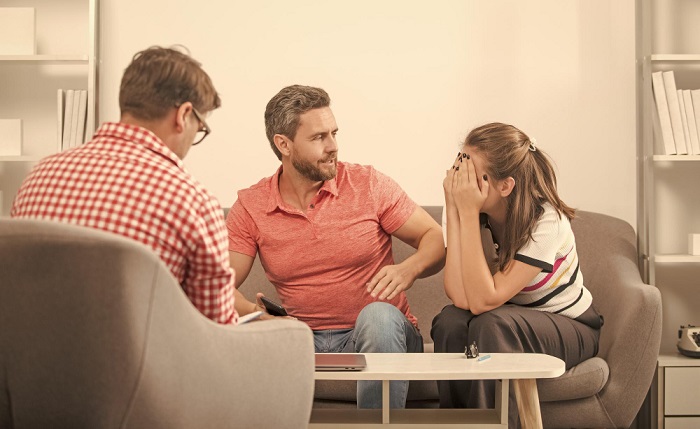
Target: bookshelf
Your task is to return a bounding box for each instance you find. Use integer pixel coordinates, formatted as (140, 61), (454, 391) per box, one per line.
(0, 0), (98, 216)
(653, 155), (700, 161)
(0, 55), (89, 62)
(638, 0), (700, 428)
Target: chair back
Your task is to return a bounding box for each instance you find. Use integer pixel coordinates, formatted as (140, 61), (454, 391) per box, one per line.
(569, 211), (662, 426)
(0, 219), (314, 429)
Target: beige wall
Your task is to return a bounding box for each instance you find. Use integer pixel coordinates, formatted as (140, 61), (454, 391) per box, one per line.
(99, 0), (637, 225)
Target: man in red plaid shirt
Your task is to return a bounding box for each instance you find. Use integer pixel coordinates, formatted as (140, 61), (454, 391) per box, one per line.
(12, 46), (238, 325)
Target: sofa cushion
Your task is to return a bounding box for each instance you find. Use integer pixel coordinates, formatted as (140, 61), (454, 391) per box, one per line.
(538, 357), (610, 402)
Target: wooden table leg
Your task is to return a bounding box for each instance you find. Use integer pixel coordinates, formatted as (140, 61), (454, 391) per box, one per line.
(495, 379), (509, 424)
(382, 380), (390, 424)
(513, 378), (543, 429)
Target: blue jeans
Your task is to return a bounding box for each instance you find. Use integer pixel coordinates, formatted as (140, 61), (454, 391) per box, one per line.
(313, 302), (423, 409)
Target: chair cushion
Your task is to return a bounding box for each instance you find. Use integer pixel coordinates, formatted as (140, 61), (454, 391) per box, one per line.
(538, 357), (609, 402)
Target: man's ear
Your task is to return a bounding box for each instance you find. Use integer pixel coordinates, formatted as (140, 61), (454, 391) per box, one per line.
(273, 134), (291, 157)
(499, 176), (515, 197)
(174, 102), (192, 133)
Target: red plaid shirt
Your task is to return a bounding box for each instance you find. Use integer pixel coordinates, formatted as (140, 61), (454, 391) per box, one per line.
(12, 122), (238, 324)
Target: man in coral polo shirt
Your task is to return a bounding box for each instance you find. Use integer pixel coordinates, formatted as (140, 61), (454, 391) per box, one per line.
(225, 85), (445, 409)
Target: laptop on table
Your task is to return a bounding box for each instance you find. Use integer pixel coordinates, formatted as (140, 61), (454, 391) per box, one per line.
(314, 353), (367, 371)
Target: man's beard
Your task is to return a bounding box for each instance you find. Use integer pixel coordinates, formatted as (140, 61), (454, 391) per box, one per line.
(291, 154), (337, 182)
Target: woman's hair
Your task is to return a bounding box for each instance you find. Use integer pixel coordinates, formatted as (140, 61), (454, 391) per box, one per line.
(464, 122), (575, 271)
(264, 85), (331, 160)
(119, 46), (221, 120)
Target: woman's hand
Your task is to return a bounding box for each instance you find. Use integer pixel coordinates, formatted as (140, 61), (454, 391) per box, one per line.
(446, 152), (489, 217)
(443, 152), (463, 208)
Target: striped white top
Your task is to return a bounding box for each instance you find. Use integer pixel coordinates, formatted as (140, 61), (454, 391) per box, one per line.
(509, 204), (592, 319)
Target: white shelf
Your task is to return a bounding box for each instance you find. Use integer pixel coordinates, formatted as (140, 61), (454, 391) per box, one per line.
(654, 254), (700, 264)
(0, 156), (44, 162)
(658, 352), (700, 367)
(651, 54), (700, 62)
(653, 155), (700, 161)
(641, 2), (700, 427)
(0, 0), (98, 218)
(0, 54), (89, 63)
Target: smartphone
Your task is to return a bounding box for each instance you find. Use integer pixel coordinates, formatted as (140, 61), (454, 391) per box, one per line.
(260, 296), (288, 317)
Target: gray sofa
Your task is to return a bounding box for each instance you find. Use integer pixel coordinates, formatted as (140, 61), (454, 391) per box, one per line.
(239, 207), (663, 427)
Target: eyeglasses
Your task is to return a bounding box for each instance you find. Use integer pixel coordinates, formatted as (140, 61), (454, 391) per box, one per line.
(190, 107), (211, 146)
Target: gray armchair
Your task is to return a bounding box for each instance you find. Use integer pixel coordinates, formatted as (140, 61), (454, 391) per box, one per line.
(0, 219), (315, 429)
(539, 211), (663, 428)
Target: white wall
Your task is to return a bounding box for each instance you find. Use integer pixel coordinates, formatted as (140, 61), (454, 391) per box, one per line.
(99, 0), (637, 225)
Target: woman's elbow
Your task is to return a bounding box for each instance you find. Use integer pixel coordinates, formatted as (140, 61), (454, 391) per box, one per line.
(445, 289), (469, 310)
(468, 305), (487, 315)
(467, 299), (496, 315)
(452, 300), (470, 311)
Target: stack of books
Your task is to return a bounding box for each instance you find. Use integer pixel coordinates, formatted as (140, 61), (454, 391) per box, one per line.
(651, 70), (700, 156)
(57, 89), (88, 151)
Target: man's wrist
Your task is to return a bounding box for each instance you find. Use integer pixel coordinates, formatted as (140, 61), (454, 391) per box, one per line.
(399, 260), (422, 282)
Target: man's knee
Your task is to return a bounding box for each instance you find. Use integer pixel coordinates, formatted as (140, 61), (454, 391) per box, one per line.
(353, 302), (407, 353)
(356, 302), (404, 328)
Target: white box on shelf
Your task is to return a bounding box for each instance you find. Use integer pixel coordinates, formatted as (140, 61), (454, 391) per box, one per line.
(689, 234), (700, 256)
(0, 8), (36, 55)
(0, 119), (23, 156)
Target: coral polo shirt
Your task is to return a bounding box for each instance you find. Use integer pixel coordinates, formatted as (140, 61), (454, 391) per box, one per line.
(226, 162), (418, 330)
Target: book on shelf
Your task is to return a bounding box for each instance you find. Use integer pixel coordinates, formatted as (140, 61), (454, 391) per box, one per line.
(651, 72), (676, 155)
(682, 90), (700, 155)
(662, 71), (688, 154)
(690, 90), (700, 156)
(74, 90), (88, 147)
(61, 89), (75, 151)
(68, 90), (81, 149)
(0, 119), (22, 156)
(678, 90), (692, 154)
(56, 89), (64, 152)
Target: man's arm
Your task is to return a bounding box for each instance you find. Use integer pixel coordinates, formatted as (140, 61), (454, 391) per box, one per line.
(366, 206), (446, 300)
(229, 250), (273, 318)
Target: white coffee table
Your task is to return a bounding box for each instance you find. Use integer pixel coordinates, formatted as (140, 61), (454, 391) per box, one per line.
(310, 352), (564, 429)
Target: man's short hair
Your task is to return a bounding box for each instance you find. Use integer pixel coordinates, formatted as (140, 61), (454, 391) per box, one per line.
(264, 85), (330, 160)
(119, 46), (221, 120)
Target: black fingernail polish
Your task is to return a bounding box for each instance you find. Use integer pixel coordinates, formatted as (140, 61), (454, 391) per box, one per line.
(457, 151), (461, 157)
(483, 174), (488, 181)
(459, 157), (462, 162)
(462, 153), (467, 159)
(466, 154), (470, 160)
(455, 166), (459, 171)
(452, 165), (455, 169)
